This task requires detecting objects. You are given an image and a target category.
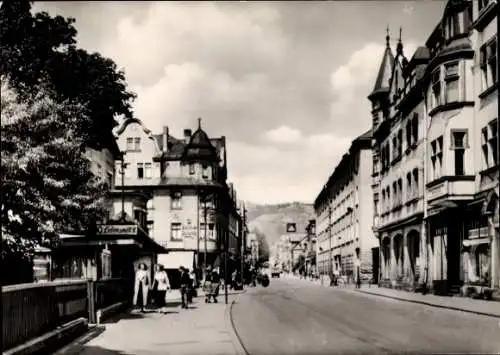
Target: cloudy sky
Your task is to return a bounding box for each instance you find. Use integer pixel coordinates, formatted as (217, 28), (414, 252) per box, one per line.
(36, 1), (445, 205)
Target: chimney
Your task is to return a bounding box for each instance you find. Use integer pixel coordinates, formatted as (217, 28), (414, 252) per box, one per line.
(184, 129), (192, 144)
(162, 126), (169, 152)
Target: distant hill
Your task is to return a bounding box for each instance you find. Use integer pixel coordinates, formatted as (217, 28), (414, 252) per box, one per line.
(245, 202), (315, 248)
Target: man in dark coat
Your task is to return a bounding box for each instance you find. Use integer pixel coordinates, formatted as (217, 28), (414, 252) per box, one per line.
(179, 266), (191, 309)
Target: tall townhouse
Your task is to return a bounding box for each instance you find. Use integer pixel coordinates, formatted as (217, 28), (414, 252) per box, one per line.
(371, 0), (498, 296)
(314, 131), (376, 283)
(115, 118), (242, 283)
(369, 33), (429, 291)
(469, 0), (498, 291)
(424, 0), (498, 296)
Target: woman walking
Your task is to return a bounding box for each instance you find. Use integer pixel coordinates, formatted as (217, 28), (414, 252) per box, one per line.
(133, 263), (150, 312)
(153, 264), (170, 313)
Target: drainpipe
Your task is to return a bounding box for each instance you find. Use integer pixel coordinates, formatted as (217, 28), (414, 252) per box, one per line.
(422, 85), (429, 294)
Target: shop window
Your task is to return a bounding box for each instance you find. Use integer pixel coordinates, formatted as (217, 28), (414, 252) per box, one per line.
(480, 37), (497, 91)
(451, 130), (468, 176)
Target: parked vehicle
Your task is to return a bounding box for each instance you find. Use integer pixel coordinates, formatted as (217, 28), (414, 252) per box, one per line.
(271, 266), (281, 278)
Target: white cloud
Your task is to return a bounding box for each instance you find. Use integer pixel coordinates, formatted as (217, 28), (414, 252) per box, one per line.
(329, 41), (418, 132)
(100, 2), (287, 86)
(263, 125), (303, 144)
(226, 133), (351, 204)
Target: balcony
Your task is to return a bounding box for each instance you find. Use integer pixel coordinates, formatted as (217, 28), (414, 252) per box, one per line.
(426, 175), (475, 207)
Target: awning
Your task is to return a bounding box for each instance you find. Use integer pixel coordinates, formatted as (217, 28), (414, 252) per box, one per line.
(158, 251), (195, 269)
(463, 238), (489, 247)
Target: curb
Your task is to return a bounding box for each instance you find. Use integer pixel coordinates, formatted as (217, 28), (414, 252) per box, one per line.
(225, 290), (249, 355)
(51, 325), (106, 355)
(353, 289), (500, 319)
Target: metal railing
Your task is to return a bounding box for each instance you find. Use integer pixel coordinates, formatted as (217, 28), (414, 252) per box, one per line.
(2, 278), (131, 352)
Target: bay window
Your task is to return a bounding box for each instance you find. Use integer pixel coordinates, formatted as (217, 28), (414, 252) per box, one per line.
(481, 118), (499, 169)
(444, 62), (460, 103)
(480, 37), (497, 91)
(431, 68), (441, 107)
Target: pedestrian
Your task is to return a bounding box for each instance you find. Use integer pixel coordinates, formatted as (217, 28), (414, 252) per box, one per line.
(203, 266), (213, 303)
(133, 263), (150, 313)
(179, 266), (191, 309)
(210, 267), (221, 303)
(189, 268), (198, 299)
(153, 264), (170, 313)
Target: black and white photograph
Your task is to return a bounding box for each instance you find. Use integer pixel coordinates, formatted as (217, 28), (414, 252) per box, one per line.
(1, 1), (499, 354)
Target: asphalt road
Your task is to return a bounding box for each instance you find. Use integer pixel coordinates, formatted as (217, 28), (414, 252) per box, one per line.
(231, 278), (500, 355)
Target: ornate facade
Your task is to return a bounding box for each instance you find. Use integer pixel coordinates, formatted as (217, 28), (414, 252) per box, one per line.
(370, 0), (498, 296)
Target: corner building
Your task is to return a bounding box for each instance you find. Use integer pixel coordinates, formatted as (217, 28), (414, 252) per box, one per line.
(314, 131), (376, 283)
(370, 0), (498, 295)
(115, 118), (242, 285)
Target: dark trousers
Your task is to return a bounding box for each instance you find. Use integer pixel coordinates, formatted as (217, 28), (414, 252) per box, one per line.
(180, 286), (188, 308)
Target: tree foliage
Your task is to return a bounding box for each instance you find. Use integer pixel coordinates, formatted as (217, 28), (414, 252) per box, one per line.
(0, 0), (136, 149)
(252, 228), (270, 263)
(1, 78), (108, 260)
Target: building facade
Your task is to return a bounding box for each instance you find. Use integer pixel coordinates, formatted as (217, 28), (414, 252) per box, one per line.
(114, 118), (242, 279)
(370, 0), (498, 295)
(314, 131), (376, 282)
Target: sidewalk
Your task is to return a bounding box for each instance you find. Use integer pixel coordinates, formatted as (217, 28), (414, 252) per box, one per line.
(285, 274), (500, 318)
(54, 290), (246, 355)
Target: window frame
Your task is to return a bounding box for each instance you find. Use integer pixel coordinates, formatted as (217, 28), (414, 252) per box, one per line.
(171, 191), (183, 210)
(137, 163), (144, 179)
(170, 222), (183, 242)
(431, 68), (442, 107)
(134, 137), (141, 151)
(144, 162), (152, 179)
(480, 36), (498, 91)
(189, 163), (195, 175)
(202, 164), (209, 179)
(444, 61), (460, 104)
(126, 138), (134, 151)
(451, 130), (468, 176)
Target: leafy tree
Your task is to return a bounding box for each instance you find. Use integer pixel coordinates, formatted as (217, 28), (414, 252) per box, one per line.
(1, 78), (108, 262)
(0, 0), (136, 149)
(252, 228), (270, 263)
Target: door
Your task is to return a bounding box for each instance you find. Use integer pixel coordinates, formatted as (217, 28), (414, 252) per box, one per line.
(372, 247), (380, 284)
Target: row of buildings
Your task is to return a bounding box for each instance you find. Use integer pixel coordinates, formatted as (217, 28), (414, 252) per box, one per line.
(46, 117), (247, 287)
(314, 0), (498, 296)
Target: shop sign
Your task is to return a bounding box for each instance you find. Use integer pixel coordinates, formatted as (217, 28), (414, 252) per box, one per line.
(97, 224), (137, 236)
